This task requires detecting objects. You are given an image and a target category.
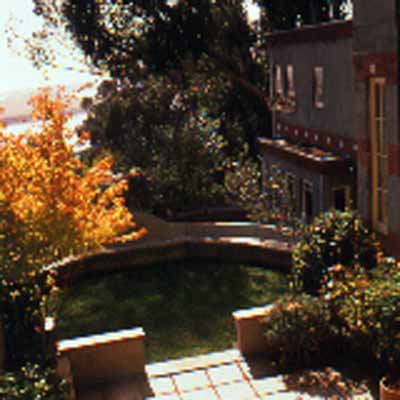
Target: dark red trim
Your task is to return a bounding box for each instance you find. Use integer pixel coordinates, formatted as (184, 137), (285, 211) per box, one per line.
(275, 119), (357, 158)
(267, 21), (353, 47)
(353, 52), (398, 84)
(389, 143), (400, 176)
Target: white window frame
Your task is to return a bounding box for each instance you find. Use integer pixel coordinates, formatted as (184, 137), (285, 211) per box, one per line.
(313, 66), (325, 109)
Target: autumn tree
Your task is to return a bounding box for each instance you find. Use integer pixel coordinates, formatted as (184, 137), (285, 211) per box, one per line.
(0, 89), (145, 279)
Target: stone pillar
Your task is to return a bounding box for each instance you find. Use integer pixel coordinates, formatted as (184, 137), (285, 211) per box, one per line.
(57, 327), (146, 389)
(233, 305), (273, 356)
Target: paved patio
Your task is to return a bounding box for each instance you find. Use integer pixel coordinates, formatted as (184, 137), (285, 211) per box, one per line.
(78, 349), (376, 399)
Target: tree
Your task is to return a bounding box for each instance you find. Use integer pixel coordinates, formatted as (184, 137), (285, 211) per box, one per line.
(29, 1), (348, 150)
(80, 73), (244, 217)
(0, 88), (145, 279)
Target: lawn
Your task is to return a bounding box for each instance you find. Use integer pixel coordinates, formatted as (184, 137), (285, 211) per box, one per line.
(57, 261), (288, 362)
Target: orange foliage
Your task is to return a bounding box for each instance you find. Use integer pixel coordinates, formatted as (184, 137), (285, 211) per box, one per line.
(0, 88), (146, 278)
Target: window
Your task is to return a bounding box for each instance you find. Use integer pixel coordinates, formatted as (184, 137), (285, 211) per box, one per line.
(275, 65), (283, 96)
(286, 65), (295, 100)
(286, 172), (296, 203)
(369, 78), (388, 233)
(313, 66), (325, 109)
(332, 186), (351, 211)
(300, 179), (313, 222)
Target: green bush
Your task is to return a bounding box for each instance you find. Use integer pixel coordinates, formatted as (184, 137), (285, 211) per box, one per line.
(262, 294), (338, 369)
(0, 268), (59, 369)
(321, 258), (400, 380)
(291, 210), (379, 295)
(0, 363), (67, 400)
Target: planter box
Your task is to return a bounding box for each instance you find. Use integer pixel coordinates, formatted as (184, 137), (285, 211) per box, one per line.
(232, 305), (273, 356)
(57, 327), (146, 389)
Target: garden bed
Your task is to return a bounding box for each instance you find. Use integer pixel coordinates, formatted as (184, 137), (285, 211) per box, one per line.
(57, 262), (288, 362)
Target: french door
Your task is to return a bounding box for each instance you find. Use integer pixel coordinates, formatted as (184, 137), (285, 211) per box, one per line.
(369, 78), (388, 233)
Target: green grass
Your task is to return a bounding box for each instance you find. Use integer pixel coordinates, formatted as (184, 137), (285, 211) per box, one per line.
(57, 262), (288, 362)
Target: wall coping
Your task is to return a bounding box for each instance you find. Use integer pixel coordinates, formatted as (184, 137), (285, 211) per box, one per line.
(267, 20), (353, 46)
(58, 327), (145, 352)
(232, 304), (274, 320)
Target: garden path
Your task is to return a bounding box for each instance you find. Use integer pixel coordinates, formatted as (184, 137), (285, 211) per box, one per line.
(78, 349), (375, 400)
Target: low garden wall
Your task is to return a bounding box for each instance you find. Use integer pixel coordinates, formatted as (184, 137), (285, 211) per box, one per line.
(57, 305), (275, 393)
(52, 238), (292, 286)
(232, 305), (273, 356)
(50, 212), (293, 286)
(57, 327), (146, 390)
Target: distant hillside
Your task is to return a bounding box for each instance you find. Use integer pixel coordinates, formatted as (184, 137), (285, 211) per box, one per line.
(0, 81), (96, 124)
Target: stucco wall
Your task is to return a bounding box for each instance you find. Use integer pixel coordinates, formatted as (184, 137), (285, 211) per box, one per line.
(261, 147), (355, 218)
(353, 0), (398, 53)
(353, 0), (400, 251)
(269, 34), (354, 142)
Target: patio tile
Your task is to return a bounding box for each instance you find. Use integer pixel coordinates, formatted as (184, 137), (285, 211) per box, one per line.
(207, 363), (244, 385)
(252, 376), (288, 395)
(215, 381), (257, 399)
(145, 393), (181, 400)
(173, 370), (210, 392)
(237, 361), (254, 380)
(149, 376), (176, 396)
(267, 392), (314, 400)
(146, 349), (241, 377)
(180, 388), (219, 400)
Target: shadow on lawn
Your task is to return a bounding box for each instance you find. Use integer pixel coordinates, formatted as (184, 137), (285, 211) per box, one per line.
(57, 261), (288, 361)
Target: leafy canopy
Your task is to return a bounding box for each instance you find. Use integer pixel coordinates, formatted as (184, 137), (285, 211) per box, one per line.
(0, 88), (145, 278)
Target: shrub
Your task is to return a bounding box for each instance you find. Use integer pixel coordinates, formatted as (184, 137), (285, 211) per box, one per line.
(262, 294), (337, 369)
(291, 210), (379, 294)
(0, 88), (146, 279)
(0, 268), (58, 369)
(0, 363), (67, 400)
(321, 258), (400, 380)
(226, 162), (300, 235)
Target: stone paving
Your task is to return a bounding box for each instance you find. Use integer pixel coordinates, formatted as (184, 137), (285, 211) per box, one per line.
(78, 349), (376, 399)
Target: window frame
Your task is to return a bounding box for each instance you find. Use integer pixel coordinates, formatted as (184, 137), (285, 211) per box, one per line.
(369, 77), (388, 234)
(286, 64), (296, 100)
(275, 64), (283, 96)
(313, 66), (325, 109)
(300, 179), (313, 222)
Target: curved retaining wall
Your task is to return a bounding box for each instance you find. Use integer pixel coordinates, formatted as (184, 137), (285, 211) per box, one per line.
(51, 213), (294, 286)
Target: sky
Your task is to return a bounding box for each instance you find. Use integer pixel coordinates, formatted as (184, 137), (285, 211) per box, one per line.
(0, 0), (98, 95)
(0, 0), (260, 96)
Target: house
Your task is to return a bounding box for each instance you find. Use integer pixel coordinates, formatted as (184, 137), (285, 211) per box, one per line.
(259, 0), (400, 255)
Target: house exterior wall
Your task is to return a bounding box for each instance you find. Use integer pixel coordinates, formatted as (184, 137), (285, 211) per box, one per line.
(261, 4), (400, 257)
(262, 22), (356, 223)
(269, 30), (354, 149)
(353, 0), (400, 256)
(261, 148), (354, 219)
